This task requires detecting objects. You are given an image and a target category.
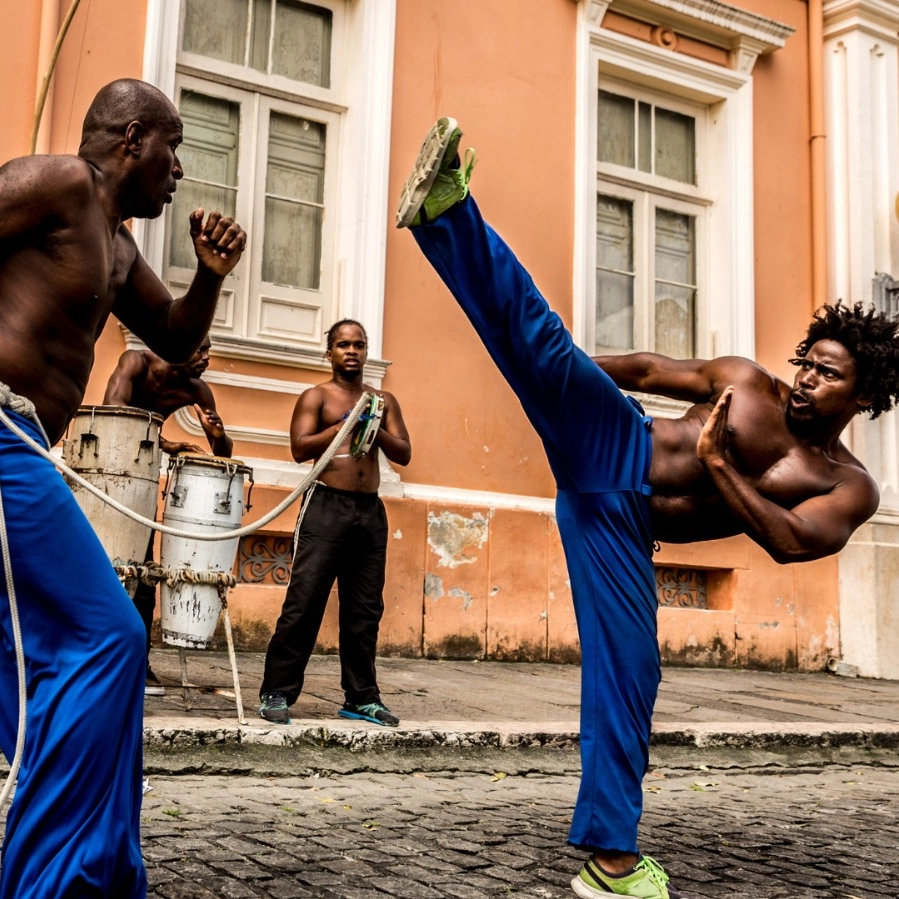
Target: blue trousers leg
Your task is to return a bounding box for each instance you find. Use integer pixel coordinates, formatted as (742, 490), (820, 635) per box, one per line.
(0, 413), (147, 898)
(412, 198), (660, 853)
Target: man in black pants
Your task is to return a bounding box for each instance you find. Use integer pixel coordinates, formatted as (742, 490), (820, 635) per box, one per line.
(259, 319), (411, 726)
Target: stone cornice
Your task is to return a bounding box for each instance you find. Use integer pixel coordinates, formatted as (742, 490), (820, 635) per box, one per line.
(581, 0), (794, 72)
(823, 0), (899, 41)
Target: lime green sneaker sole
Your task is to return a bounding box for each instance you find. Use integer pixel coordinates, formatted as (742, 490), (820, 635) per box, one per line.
(396, 117), (462, 228)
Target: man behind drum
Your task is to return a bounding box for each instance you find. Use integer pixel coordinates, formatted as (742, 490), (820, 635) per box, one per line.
(0, 78), (245, 898)
(259, 319), (411, 727)
(104, 333), (233, 695)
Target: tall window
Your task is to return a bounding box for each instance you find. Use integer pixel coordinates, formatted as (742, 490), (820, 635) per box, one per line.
(165, 0), (343, 351)
(594, 85), (708, 358)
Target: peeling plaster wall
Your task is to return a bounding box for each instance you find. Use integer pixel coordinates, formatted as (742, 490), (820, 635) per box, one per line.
(214, 496), (839, 672)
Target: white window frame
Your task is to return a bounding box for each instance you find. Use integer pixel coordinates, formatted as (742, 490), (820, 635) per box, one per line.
(595, 182), (708, 354)
(594, 79), (711, 355)
(137, 0), (396, 373)
(578, 20), (754, 375)
(575, 0), (793, 418)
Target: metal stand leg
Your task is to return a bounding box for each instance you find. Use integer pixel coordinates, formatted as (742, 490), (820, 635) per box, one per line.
(179, 647), (191, 711)
(219, 588), (247, 725)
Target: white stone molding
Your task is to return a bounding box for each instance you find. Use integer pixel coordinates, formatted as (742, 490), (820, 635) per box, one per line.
(824, 0), (899, 679)
(823, 0), (899, 42)
(137, 0), (397, 360)
(575, 10), (761, 360)
(580, 0), (794, 73)
(586, 0), (611, 25)
(823, 0), (899, 503)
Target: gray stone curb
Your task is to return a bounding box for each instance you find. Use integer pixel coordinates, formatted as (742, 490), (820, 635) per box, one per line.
(144, 718), (583, 750)
(143, 717), (899, 752)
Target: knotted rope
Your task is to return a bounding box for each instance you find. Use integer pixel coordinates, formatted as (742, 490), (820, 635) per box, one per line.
(0, 382), (47, 810)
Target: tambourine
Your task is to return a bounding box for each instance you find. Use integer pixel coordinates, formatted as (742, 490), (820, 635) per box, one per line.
(350, 392), (385, 459)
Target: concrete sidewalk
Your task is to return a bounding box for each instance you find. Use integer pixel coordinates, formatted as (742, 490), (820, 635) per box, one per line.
(142, 649), (899, 771)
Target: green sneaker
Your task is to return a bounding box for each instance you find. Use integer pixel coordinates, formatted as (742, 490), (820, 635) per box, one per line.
(259, 691), (290, 725)
(338, 701), (400, 727)
(396, 116), (476, 228)
(571, 855), (685, 898)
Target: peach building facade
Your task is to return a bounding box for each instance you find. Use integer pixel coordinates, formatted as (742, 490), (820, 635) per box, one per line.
(3, 0), (899, 676)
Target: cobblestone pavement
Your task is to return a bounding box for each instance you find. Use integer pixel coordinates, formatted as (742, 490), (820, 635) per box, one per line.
(135, 763), (899, 899)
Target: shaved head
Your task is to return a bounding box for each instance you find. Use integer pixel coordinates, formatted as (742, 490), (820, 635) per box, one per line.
(79, 79), (179, 155)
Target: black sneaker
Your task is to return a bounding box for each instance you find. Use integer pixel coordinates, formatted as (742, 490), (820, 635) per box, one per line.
(338, 701), (399, 727)
(145, 666), (166, 697)
(259, 691), (290, 724)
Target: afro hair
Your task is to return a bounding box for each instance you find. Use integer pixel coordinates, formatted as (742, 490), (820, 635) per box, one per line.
(791, 301), (899, 419)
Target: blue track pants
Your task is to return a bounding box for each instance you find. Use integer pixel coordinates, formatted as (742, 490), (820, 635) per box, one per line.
(0, 411), (147, 897)
(412, 197), (660, 853)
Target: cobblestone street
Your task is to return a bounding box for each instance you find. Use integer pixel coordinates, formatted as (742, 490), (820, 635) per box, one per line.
(138, 763), (899, 899)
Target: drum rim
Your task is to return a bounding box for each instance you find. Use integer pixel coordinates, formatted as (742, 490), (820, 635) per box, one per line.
(73, 404), (164, 425)
(170, 451), (251, 474)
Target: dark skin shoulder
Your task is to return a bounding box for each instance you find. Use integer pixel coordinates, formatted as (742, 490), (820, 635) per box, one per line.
(290, 380), (411, 493)
(594, 349), (879, 561)
(103, 349), (232, 457)
(0, 155), (123, 440)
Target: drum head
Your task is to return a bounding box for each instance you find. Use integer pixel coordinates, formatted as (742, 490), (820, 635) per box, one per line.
(170, 452), (251, 476)
(350, 393), (385, 459)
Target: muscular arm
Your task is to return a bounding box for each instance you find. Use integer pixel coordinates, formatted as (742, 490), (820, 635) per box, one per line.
(192, 381), (233, 458)
(113, 210), (245, 363)
(697, 388), (881, 562)
(289, 388), (339, 464)
(373, 391), (411, 467)
(593, 352), (762, 404)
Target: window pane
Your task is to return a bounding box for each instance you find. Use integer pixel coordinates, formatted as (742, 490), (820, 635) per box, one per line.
(655, 209), (696, 358)
(182, 0), (247, 65)
(169, 92), (240, 270)
(263, 113), (326, 289)
(655, 107), (695, 184)
(597, 91), (634, 168)
(595, 195), (634, 351)
(249, 0), (272, 72)
(638, 102), (652, 174)
(272, 1), (332, 87)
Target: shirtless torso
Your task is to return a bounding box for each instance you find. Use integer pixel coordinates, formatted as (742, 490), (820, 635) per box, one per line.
(0, 87), (245, 444)
(103, 342), (232, 457)
(289, 323), (411, 492)
(114, 352), (209, 418)
(596, 341), (880, 560)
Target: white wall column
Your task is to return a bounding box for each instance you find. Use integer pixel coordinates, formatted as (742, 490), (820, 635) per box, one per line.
(824, 0), (899, 678)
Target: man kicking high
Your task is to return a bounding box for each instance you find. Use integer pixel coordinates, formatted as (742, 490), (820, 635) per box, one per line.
(396, 117), (899, 899)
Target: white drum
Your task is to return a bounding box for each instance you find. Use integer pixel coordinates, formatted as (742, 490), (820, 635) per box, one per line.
(62, 405), (163, 595)
(159, 453), (251, 649)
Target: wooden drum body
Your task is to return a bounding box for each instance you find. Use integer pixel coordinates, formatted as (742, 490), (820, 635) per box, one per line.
(159, 454), (251, 649)
(62, 406), (163, 595)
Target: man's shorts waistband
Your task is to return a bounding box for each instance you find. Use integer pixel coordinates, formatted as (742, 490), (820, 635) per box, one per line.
(311, 481), (380, 501)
